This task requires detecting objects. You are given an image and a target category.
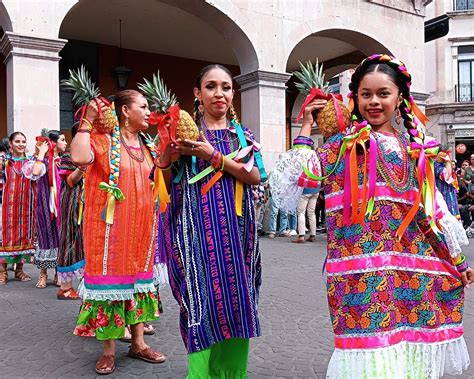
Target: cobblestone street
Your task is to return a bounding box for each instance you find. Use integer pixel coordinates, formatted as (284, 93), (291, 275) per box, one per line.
(2, 235), (474, 378)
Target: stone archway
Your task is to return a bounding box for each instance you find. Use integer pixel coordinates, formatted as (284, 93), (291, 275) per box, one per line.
(285, 29), (393, 149)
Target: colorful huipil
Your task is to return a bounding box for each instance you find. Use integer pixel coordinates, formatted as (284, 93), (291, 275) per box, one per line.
(74, 133), (159, 340)
(0, 155), (37, 264)
(273, 131), (469, 378)
(57, 153), (85, 284)
(23, 156), (61, 269)
(160, 125), (262, 353)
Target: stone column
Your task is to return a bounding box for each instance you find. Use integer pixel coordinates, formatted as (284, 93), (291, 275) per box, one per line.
(1, 32), (66, 149)
(235, 70), (291, 172)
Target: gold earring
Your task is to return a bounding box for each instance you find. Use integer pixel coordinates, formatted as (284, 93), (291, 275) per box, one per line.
(125, 117), (129, 128)
(229, 104), (239, 124)
(395, 108), (401, 125)
(198, 100), (204, 114)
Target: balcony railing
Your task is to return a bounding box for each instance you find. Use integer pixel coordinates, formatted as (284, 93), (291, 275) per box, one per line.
(454, 0), (474, 10)
(455, 84), (474, 102)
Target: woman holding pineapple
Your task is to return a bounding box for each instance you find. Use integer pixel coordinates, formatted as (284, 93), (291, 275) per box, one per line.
(24, 130), (67, 288)
(153, 65), (263, 378)
(271, 54), (473, 378)
(70, 89), (165, 375)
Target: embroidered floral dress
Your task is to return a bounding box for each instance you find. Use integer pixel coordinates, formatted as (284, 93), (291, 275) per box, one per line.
(73, 133), (159, 340)
(0, 155), (37, 264)
(271, 131), (469, 378)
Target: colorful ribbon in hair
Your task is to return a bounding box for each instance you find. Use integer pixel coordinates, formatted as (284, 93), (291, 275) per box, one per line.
(295, 88), (346, 133)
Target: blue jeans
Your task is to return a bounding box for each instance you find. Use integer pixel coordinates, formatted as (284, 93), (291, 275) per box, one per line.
(268, 198), (288, 234)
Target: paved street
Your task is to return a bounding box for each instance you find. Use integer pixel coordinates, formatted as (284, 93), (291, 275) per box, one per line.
(1, 234), (474, 378)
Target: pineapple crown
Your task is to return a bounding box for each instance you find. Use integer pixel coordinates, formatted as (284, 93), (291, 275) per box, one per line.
(348, 54), (427, 142)
(293, 59), (330, 95)
(60, 65), (101, 107)
(138, 71), (177, 114)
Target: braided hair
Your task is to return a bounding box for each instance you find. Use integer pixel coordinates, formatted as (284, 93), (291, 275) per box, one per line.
(348, 54), (424, 144)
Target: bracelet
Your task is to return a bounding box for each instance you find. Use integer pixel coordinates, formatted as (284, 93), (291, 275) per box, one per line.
(80, 118), (93, 131)
(211, 151), (222, 169)
(156, 161), (172, 171)
(454, 254), (466, 266)
(77, 129), (92, 134)
(36, 158), (44, 163)
(220, 154), (225, 171)
(77, 166), (87, 173)
(457, 261), (469, 273)
(209, 149), (217, 162)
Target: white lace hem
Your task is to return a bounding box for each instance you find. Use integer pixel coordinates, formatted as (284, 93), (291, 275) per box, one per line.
(327, 337), (470, 379)
(78, 280), (156, 301)
(438, 214), (469, 258)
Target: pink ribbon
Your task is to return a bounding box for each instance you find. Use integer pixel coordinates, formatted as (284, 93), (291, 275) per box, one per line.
(334, 326), (463, 349)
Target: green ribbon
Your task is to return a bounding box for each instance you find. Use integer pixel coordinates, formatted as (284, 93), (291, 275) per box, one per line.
(99, 182), (125, 201)
(188, 149), (239, 184)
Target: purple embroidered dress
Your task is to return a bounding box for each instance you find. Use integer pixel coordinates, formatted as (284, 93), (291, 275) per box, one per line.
(160, 126), (262, 353)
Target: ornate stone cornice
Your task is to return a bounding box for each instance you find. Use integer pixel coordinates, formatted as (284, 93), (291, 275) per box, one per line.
(1, 32), (67, 63)
(235, 70), (292, 91)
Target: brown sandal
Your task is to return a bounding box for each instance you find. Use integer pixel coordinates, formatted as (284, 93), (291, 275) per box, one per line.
(0, 270), (7, 285)
(14, 269), (32, 282)
(57, 288), (80, 300)
(128, 346), (166, 363)
(36, 272), (48, 288)
(306, 235), (316, 242)
(95, 354), (115, 375)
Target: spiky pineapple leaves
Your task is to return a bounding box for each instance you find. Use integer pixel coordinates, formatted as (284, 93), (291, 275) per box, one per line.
(60, 65), (101, 108)
(138, 71), (177, 114)
(293, 59), (330, 95)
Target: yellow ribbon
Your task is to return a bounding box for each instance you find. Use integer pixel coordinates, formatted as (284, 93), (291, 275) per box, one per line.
(152, 167), (170, 213)
(99, 182), (125, 224)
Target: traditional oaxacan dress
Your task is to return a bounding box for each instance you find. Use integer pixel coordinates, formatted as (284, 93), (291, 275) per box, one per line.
(23, 156), (61, 269)
(0, 155), (37, 264)
(57, 153), (85, 284)
(160, 121), (263, 376)
(74, 132), (159, 340)
(271, 130), (470, 378)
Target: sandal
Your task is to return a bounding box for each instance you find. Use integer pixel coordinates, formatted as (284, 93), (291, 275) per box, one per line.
(14, 269), (32, 282)
(119, 326), (132, 343)
(144, 323), (155, 335)
(306, 235), (316, 242)
(128, 346), (166, 363)
(36, 272), (48, 288)
(0, 270), (7, 285)
(53, 273), (60, 287)
(57, 288), (80, 300)
(291, 237), (305, 244)
(95, 354), (115, 375)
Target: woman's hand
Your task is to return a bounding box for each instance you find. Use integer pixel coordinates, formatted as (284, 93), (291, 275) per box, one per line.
(302, 99), (328, 126)
(461, 268), (474, 288)
(84, 98), (108, 124)
(175, 132), (214, 161)
(36, 141), (49, 158)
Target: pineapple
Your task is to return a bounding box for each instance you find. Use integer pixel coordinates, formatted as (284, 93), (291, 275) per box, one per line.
(61, 65), (117, 134)
(294, 60), (351, 138)
(138, 71), (200, 141)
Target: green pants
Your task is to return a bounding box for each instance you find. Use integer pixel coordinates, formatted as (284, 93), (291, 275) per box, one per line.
(187, 338), (250, 379)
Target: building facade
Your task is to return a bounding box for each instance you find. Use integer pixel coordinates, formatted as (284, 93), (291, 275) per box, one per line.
(0, 0), (431, 169)
(425, 0), (474, 163)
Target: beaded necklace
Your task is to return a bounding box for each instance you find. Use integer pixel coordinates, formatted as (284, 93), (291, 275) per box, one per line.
(201, 118), (239, 146)
(120, 133), (145, 162)
(373, 130), (413, 192)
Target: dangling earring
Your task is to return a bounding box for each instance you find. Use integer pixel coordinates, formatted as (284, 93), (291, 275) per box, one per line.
(395, 108), (401, 125)
(228, 103), (240, 124)
(125, 117), (129, 129)
(198, 100), (204, 115)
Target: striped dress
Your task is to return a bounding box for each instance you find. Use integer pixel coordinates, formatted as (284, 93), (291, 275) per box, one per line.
(23, 156), (61, 269)
(161, 126), (262, 353)
(57, 153), (85, 283)
(0, 155), (37, 264)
